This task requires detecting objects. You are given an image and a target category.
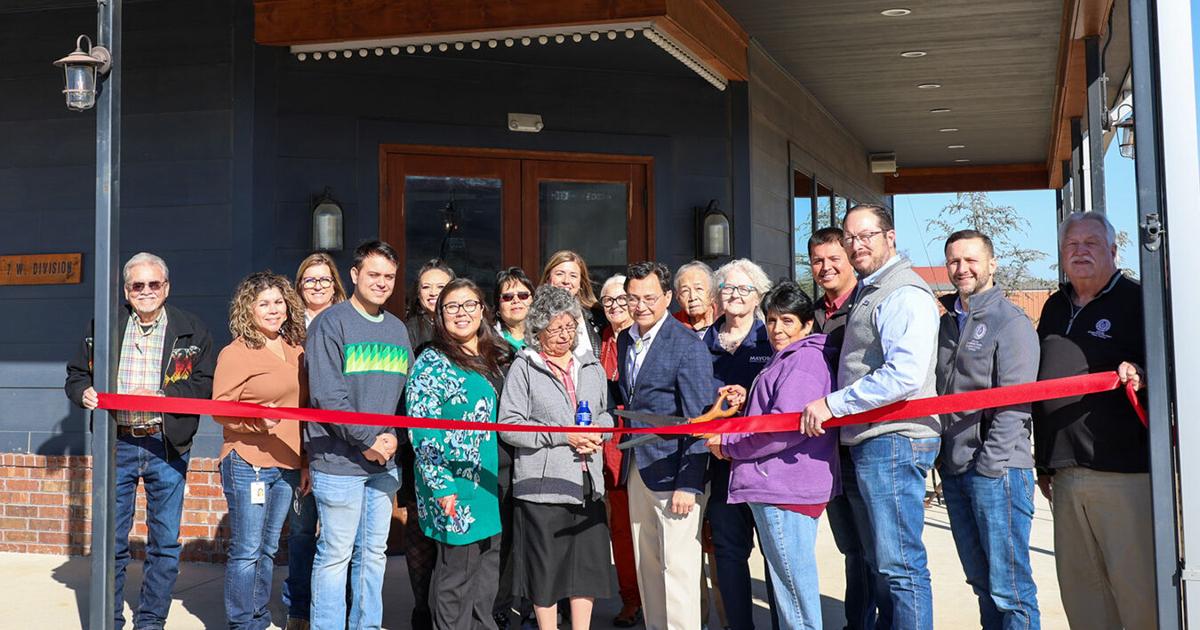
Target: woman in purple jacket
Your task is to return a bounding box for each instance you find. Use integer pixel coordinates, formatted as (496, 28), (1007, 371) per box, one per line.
(706, 280), (839, 630)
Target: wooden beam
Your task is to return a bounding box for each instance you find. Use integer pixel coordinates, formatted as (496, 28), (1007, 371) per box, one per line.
(1046, 0), (1114, 187)
(884, 164), (1050, 195)
(254, 0), (747, 80)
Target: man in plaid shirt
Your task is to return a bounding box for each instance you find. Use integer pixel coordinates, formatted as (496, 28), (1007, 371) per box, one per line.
(66, 252), (214, 630)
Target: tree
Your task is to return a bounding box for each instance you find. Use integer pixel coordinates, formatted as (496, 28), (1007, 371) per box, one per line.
(926, 192), (1053, 290)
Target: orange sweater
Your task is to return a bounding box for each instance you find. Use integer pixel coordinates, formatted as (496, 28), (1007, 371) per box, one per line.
(212, 337), (306, 469)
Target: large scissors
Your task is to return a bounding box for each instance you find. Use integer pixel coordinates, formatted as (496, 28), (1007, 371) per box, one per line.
(614, 390), (741, 450)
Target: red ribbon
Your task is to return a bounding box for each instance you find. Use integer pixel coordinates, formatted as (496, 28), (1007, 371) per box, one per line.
(96, 371), (1147, 434)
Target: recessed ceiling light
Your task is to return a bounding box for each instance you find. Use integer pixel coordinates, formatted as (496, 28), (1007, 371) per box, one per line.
(939, 128), (959, 132)
(881, 8), (912, 16)
(948, 144), (966, 149)
(900, 51), (927, 58)
(929, 108), (952, 114)
(917, 82), (942, 89)
(955, 158), (971, 163)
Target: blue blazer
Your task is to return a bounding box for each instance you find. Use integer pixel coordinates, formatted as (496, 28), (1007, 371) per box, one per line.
(617, 314), (716, 493)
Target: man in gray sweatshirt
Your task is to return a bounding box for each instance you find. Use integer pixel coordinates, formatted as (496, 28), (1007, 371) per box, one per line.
(801, 204), (942, 630)
(935, 230), (1041, 629)
(305, 240), (412, 630)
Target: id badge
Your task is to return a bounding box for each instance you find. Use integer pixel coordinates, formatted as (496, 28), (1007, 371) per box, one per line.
(250, 481), (267, 505)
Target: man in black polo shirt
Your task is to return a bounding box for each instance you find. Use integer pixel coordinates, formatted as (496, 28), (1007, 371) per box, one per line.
(1034, 211), (1150, 630)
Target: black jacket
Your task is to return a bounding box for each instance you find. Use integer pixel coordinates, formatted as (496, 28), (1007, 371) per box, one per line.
(65, 304), (216, 459)
(814, 286), (855, 354)
(1032, 273), (1147, 474)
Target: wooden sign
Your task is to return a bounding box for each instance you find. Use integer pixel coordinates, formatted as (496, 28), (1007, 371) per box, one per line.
(0, 253), (83, 285)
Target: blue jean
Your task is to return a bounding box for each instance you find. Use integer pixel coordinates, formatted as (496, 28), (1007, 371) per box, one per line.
(310, 468), (401, 630)
(114, 432), (190, 630)
(749, 504), (821, 630)
(941, 468), (1040, 630)
(221, 451), (295, 630)
(851, 434), (939, 630)
(827, 446), (881, 630)
(282, 468), (318, 621)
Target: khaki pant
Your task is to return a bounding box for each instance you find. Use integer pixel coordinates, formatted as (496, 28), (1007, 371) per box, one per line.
(628, 463), (708, 630)
(1052, 467), (1158, 630)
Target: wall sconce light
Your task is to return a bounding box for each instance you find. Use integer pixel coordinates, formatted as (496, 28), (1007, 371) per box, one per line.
(53, 35), (111, 112)
(1114, 105), (1136, 160)
(312, 188), (344, 251)
(698, 199), (731, 259)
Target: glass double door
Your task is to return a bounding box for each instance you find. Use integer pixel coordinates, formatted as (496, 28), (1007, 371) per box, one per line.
(380, 147), (651, 316)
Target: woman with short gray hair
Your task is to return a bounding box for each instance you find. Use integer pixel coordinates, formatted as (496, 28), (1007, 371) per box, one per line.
(702, 258), (777, 630)
(498, 285), (614, 630)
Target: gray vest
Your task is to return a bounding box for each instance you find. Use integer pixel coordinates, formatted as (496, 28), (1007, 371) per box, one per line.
(838, 256), (942, 445)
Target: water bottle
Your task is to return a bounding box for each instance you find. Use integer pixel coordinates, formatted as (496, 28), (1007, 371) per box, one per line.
(575, 400), (592, 426)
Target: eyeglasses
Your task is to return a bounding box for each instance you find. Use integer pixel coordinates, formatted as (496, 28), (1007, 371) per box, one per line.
(841, 230), (886, 246)
(300, 276), (334, 289)
(442, 300), (481, 315)
(127, 281), (165, 293)
(624, 293), (664, 307)
(543, 322), (577, 338)
(719, 284), (756, 297)
(601, 296), (629, 309)
(500, 291), (531, 302)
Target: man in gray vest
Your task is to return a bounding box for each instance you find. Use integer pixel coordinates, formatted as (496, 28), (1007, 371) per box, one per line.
(801, 204), (941, 630)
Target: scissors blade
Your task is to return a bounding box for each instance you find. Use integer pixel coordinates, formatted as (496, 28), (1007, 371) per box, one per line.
(612, 408), (685, 426)
(617, 433), (666, 450)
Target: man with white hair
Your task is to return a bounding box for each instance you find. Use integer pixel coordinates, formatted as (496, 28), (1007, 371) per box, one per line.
(65, 252), (215, 630)
(673, 260), (719, 337)
(1033, 211), (1152, 629)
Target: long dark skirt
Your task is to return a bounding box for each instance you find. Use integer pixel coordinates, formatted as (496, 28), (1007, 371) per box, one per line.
(512, 489), (614, 606)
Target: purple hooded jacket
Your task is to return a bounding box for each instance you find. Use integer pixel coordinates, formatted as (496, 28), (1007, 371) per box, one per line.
(722, 333), (840, 506)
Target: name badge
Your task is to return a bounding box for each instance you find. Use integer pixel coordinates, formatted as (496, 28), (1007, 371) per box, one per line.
(250, 481), (267, 505)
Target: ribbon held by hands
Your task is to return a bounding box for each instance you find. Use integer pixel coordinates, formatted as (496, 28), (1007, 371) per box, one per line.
(95, 371), (1147, 435)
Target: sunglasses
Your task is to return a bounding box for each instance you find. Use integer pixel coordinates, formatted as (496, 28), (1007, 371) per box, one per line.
(127, 281), (166, 293)
(500, 291), (531, 302)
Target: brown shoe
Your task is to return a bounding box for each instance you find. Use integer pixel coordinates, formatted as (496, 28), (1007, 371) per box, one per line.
(285, 618), (310, 630)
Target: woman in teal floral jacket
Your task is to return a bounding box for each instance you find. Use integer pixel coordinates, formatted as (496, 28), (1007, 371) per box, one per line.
(405, 278), (514, 630)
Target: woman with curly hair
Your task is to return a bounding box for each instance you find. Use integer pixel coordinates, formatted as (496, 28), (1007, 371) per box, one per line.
(212, 271), (308, 629)
(405, 278), (514, 630)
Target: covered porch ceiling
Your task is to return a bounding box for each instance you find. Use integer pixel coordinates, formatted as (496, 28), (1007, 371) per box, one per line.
(719, 0), (1125, 193)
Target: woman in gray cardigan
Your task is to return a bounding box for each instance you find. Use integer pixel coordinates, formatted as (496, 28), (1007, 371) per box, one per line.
(498, 285), (614, 630)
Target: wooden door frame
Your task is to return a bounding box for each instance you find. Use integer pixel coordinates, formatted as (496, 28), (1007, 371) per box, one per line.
(378, 144), (656, 302)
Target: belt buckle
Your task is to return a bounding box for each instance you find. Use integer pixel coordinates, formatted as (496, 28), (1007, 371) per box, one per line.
(130, 425), (149, 438)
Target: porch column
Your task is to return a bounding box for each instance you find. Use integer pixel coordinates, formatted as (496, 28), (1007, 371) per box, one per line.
(1084, 35), (1106, 214)
(90, 1), (122, 629)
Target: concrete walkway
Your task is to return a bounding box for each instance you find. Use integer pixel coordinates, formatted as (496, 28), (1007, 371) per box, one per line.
(3, 494), (1065, 629)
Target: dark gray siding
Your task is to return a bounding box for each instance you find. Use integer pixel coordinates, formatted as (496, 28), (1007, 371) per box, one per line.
(0, 1), (742, 457)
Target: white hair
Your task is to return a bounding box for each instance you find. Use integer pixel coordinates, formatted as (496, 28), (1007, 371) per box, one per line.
(123, 252), (170, 283)
(601, 274), (627, 296)
(674, 261), (716, 293)
(1059, 212), (1117, 248)
(714, 258), (772, 320)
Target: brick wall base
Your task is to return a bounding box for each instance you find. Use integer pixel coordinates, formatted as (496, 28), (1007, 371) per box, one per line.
(0, 454), (238, 563)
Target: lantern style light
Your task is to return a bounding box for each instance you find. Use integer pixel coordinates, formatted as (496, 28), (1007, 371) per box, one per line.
(699, 199), (731, 259)
(53, 35), (111, 112)
(312, 188), (344, 251)
(1117, 117), (1136, 160)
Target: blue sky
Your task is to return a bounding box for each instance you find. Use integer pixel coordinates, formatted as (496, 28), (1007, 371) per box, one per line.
(886, 2), (1200, 281)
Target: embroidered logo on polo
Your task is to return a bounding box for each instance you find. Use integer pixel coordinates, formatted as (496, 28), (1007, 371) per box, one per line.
(343, 343), (410, 375)
(1088, 318), (1113, 340)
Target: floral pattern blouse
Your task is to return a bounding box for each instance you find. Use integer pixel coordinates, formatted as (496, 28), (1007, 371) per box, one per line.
(405, 347), (501, 545)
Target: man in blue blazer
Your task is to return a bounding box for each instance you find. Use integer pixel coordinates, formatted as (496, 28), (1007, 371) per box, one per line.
(617, 260), (715, 630)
